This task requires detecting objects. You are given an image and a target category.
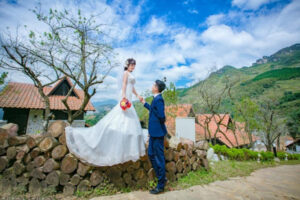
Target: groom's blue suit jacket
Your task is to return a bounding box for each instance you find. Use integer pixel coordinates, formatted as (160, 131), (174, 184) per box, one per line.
(144, 94), (167, 137)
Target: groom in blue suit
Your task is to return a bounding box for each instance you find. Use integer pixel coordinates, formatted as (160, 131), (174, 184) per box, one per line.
(141, 80), (167, 194)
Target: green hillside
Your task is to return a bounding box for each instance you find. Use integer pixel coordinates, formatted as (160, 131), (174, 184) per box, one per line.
(179, 43), (300, 137)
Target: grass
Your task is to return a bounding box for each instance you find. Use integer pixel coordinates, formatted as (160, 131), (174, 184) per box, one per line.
(170, 160), (300, 190)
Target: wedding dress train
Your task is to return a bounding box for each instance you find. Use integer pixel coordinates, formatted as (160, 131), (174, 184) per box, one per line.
(65, 72), (147, 166)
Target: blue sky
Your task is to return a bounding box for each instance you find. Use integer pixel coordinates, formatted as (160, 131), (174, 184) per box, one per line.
(0, 0), (299, 102)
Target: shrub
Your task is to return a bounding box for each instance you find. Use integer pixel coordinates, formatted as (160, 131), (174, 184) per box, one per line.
(259, 151), (274, 161)
(210, 144), (300, 162)
(277, 152), (287, 160)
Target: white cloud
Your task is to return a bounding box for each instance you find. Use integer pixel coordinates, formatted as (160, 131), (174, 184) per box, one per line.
(232, 0), (277, 10)
(188, 9), (198, 14)
(205, 14), (225, 26)
(144, 16), (169, 35)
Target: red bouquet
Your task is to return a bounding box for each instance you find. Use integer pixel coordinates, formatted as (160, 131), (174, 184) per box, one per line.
(120, 98), (131, 110)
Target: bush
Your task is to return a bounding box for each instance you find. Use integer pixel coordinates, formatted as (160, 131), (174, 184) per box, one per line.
(260, 151), (274, 161)
(210, 144), (300, 162)
(277, 152), (287, 160)
(287, 153), (300, 160)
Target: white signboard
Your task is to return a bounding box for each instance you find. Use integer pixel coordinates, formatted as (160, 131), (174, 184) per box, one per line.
(175, 117), (195, 142)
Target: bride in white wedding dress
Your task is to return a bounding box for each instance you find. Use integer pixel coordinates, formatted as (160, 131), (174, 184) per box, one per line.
(65, 58), (147, 166)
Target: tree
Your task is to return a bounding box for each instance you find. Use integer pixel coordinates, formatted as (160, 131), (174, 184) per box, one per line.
(1, 5), (115, 128)
(233, 97), (260, 148)
(195, 73), (239, 146)
(0, 72), (7, 86)
(256, 95), (288, 151)
(0, 30), (61, 132)
(28, 7), (115, 124)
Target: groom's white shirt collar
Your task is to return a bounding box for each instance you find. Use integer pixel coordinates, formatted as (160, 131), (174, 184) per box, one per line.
(154, 93), (161, 98)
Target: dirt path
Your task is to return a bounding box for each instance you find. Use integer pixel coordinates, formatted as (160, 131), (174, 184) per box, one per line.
(90, 164), (300, 200)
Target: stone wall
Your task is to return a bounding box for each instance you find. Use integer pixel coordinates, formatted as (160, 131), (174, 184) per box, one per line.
(0, 121), (209, 195)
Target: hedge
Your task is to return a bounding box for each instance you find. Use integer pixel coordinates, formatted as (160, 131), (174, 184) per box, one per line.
(210, 144), (300, 161)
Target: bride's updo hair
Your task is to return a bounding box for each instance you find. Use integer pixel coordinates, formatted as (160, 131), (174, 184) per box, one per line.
(124, 58), (136, 71)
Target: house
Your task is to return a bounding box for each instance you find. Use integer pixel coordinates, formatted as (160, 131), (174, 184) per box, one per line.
(286, 138), (300, 153)
(279, 136), (294, 151)
(165, 104), (196, 136)
(0, 76), (95, 135)
(195, 114), (257, 148)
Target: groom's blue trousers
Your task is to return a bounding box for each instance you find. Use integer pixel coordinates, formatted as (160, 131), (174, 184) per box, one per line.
(148, 136), (165, 189)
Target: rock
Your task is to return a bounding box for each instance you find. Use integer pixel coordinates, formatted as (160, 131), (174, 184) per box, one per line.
(77, 179), (91, 192)
(61, 153), (78, 174)
(206, 148), (214, 161)
(13, 160), (25, 175)
(59, 173), (70, 186)
(77, 162), (91, 177)
(48, 120), (67, 138)
(8, 136), (27, 146)
(169, 136), (180, 149)
(194, 140), (209, 150)
(29, 178), (41, 194)
(6, 146), (16, 160)
(45, 170), (60, 186)
(30, 167), (46, 180)
(1, 123), (18, 137)
(59, 132), (67, 145)
(212, 154), (219, 162)
(133, 168), (146, 180)
(63, 183), (75, 195)
(201, 158), (210, 171)
(195, 149), (206, 159)
(34, 155), (46, 167)
(51, 145), (68, 160)
(0, 129), (9, 148)
(176, 160), (183, 173)
(90, 170), (104, 186)
(274, 157), (280, 162)
(43, 158), (60, 173)
(30, 147), (41, 158)
(0, 156), (8, 172)
(165, 149), (174, 161)
(70, 174), (82, 186)
(107, 166), (122, 182)
(166, 161), (176, 173)
(123, 172), (133, 185)
(142, 160), (151, 171)
(39, 137), (58, 152)
(179, 149), (187, 157)
(180, 138), (194, 149)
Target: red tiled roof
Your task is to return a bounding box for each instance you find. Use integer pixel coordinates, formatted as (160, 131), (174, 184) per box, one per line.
(165, 104), (194, 136)
(196, 114), (257, 148)
(0, 78), (95, 111)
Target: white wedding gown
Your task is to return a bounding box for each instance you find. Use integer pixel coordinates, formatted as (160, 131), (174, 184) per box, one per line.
(65, 72), (147, 166)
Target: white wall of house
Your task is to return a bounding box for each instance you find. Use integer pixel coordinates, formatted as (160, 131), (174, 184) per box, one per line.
(26, 109), (44, 134)
(252, 139), (267, 151)
(26, 109), (86, 135)
(176, 117), (195, 142)
(49, 120), (85, 127)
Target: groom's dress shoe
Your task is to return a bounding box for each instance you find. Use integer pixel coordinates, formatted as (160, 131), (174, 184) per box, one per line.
(150, 188), (164, 194)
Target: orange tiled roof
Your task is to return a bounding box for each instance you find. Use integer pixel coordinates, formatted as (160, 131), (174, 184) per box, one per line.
(0, 78), (95, 111)
(195, 114), (257, 148)
(165, 104), (195, 136)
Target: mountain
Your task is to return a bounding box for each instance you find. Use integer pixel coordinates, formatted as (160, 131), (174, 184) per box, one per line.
(85, 99), (118, 126)
(92, 99), (118, 108)
(178, 43), (300, 138)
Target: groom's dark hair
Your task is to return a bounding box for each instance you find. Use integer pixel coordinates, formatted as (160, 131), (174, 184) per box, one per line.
(155, 80), (166, 93)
